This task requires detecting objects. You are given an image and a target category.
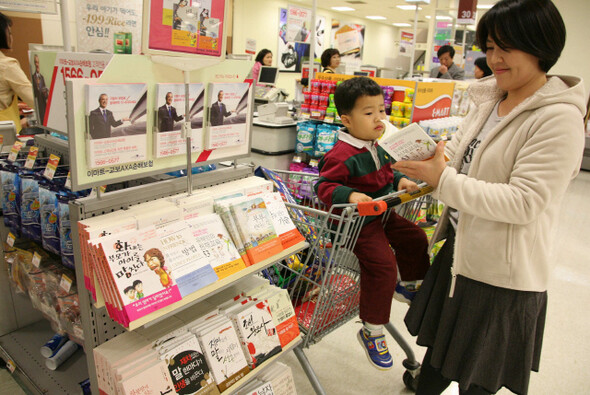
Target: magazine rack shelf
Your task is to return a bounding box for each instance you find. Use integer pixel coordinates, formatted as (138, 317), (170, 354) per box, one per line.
(70, 164), (308, 394)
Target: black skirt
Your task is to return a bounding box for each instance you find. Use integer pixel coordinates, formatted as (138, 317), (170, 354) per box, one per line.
(404, 231), (547, 395)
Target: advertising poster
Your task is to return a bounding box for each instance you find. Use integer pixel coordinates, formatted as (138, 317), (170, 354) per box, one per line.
(85, 83), (148, 168)
(28, 51), (57, 127)
(278, 8), (324, 73)
(44, 52), (113, 133)
(75, 0), (142, 54)
(206, 82), (250, 149)
(146, 0), (225, 57)
(331, 20), (365, 59)
(154, 83), (204, 158)
(286, 5), (311, 43)
(399, 31), (414, 57)
(412, 81), (455, 123)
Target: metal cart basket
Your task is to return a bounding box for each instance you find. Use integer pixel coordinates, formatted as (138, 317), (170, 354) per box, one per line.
(261, 169), (433, 394)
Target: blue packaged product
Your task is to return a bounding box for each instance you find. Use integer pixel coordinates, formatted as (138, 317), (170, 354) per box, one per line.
(58, 193), (75, 270)
(20, 171), (42, 241)
(296, 121), (316, 153)
(1, 166), (21, 236)
(40, 333), (68, 358)
(314, 124), (339, 157)
(39, 184), (60, 255)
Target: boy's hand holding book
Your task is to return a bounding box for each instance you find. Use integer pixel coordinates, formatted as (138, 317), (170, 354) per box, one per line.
(349, 192), (373, 204)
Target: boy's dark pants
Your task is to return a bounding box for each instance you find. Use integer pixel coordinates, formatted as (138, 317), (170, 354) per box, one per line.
(353, 212), (430, 324)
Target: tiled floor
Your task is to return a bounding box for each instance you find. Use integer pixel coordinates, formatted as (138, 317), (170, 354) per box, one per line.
(0, 171), (588, 394)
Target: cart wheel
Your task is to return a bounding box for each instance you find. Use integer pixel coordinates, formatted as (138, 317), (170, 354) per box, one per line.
(403, 369), (420, 392)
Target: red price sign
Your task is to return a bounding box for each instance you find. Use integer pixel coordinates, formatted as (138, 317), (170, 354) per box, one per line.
(457, 0), (478, 25)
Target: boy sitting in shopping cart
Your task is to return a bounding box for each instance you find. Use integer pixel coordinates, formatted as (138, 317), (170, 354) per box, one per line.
(314, 77), (430, 371)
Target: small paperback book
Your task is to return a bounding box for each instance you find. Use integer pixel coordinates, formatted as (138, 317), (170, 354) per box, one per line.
(230, 197), (283, 265)
(197, 318), (251, 392)
(159, 333), (220, 395)
(119, 359), (175, 395)
(156, 222), (219, 297)
(186, 213), (247, 280)
(261, 193), (305, 250)
(85, 83), (148, 168)
(154, 83), (205, 158)
(99, 227), (183, 323)
(206, 82), (251, 149)
(229, 299), (282, 369)
(378, 120), (439, 162)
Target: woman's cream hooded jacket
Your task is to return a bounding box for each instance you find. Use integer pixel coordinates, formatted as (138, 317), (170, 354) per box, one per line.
(432, 75), (586, 292)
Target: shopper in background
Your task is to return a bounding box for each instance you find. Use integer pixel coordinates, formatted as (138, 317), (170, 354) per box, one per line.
(315, 77), (431, 371)
(394, 0), (585, 393)
(473, 56), (493, 79)
(248, 49), (273, 83)
(429, 45), (465, 80)
(320, 48), (341, 73)
(0, 12), (35, 133)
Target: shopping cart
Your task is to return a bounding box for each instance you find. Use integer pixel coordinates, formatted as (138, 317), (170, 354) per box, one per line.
(259, 169), (434, 394)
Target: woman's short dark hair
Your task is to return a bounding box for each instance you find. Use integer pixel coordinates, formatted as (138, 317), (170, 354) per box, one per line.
(0, 12), (12, 50)
(476, 0), (565, 72)
(474, 56), (493, 77)
(437, 45), (455, 59)
(321, 48), (340, 68)
(255, 49), (272, 64)
(334, 77), (383, 116)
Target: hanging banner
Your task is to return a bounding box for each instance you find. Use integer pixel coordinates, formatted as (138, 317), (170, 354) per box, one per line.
(457, 0), (478, 25)
(245, 38), (256, 55)
(331, 20), (365, 60)
(286, 5), (311, 43)
(0, 0), (57, 14)
(399, 31), (414, 57)
(75, 1), (143, 54)
(44, 52), (113, 133)
(412, 81), (455, 123)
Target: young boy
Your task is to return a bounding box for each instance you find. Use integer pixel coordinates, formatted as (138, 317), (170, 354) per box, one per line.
(314, 77), (430, 370)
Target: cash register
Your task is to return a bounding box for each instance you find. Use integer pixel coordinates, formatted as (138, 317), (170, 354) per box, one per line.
(254, 66), (287, 103)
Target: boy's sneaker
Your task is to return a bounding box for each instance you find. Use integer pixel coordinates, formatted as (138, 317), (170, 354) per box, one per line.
(357, 329), (393, 370)
(393, 280), (422, 305)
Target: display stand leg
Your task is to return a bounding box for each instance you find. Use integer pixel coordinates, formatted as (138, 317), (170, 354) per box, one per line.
(184, 70), (193, 195)
(293, 346), (327, 395)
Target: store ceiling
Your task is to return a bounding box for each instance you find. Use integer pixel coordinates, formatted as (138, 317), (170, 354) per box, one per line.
(290, 0), (499, 27)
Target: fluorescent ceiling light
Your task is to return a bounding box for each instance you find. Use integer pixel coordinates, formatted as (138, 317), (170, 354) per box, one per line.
(477, 4), (494, 9)
(367, 15), (386, 20)
(396, 5), (422, 10)
(436, 15), (453, 20)
(393, 23), (412, 27)
(331, 6), (355, 11)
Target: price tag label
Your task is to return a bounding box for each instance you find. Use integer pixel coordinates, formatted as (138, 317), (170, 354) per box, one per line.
(7, 141), (23, 162)
(32, 252), (42, 268)
(43, 154), (61, 180)
(60, 274), (73, 293)
(6, 359), (16, 373)
(24, 146), (39, 169)
(6, 232), (15, 247)
(310, 110), (321, 119)
(324, 117), (334, 123)
(300, 112), (311, 120)
(65, 171), (72, 189)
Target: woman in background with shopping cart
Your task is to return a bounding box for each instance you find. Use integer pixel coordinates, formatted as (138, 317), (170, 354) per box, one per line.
(393, 0), (586, 394)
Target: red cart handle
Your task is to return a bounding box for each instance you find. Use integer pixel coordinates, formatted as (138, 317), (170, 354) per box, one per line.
(357, 201), (388, 216)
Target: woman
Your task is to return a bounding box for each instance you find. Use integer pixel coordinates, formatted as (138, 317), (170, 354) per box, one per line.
(473, 56), (492, 79)
(0, 12), (34, 133)
(248, 49), (273, 83)
(393, 0), (585, 394)
(320, 48), (340, 73)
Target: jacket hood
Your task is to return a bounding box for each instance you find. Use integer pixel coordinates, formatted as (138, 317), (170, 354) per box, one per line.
(468, 75), (587, 117)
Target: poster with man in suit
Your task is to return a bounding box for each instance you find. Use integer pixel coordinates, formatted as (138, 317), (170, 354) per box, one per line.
(86, 83), (147, 168)
(89, 93), (131, 139)
(154, 83), (204, 158)
(31, 54), (49, 124)
(158, 92), (184, 132)
(209, 90), (232, 126)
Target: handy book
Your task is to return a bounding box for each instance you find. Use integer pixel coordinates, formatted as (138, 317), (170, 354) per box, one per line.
(378, 121), (439, 162)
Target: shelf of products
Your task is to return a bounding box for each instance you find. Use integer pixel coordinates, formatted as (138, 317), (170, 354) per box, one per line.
(0, 320), (88, 394)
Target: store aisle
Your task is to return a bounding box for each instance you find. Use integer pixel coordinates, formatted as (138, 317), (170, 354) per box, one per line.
(283, 170), (590, 394)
